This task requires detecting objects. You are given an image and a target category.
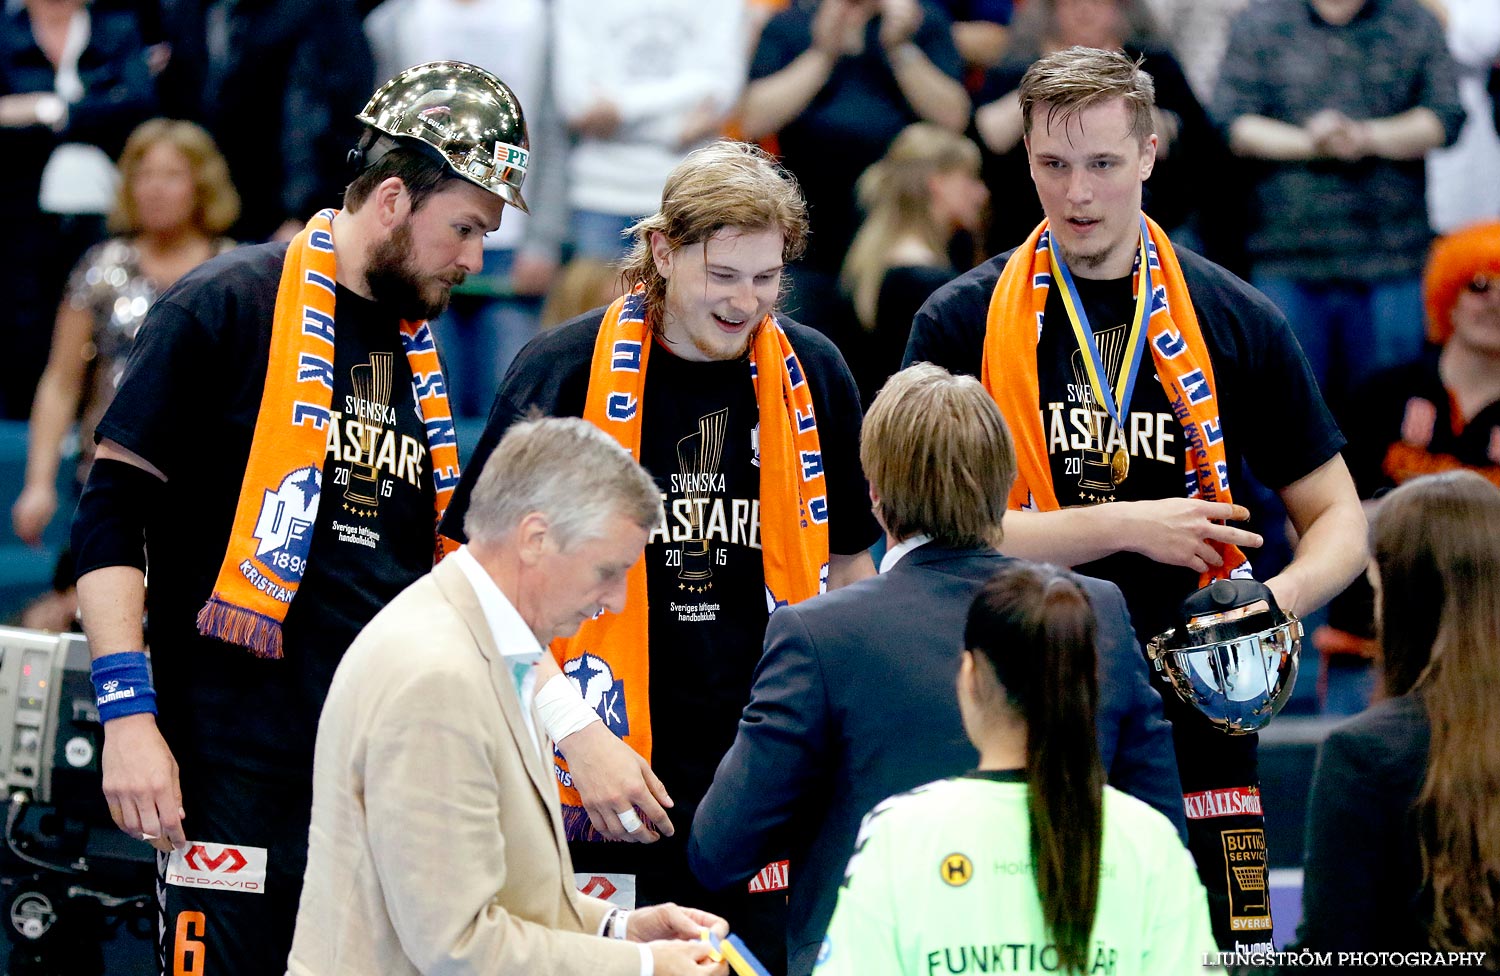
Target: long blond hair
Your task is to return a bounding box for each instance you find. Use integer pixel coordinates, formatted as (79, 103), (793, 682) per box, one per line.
(1371, 471), (1500, 959)
(617, 141), (808, 333)
(841, 124), (981, 330)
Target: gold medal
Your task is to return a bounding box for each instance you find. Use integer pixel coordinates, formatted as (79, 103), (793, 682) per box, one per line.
(1111, 447), (1130, 485)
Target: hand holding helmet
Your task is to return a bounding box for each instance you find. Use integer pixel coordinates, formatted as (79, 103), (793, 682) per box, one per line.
(1146, 578), (1302, 734)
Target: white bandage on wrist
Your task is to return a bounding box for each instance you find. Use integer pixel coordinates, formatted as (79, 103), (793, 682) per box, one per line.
(610, 908), (631, 940)
(536, 673), (601, 743)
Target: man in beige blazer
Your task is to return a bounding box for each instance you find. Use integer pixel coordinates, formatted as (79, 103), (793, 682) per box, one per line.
(288, 417), (729, 976)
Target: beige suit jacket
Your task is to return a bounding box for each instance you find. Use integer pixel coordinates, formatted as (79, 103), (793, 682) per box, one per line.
(287, 557), (641, 976)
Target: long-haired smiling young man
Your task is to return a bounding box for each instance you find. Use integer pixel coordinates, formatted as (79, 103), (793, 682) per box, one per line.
(441, 140), (880, 971)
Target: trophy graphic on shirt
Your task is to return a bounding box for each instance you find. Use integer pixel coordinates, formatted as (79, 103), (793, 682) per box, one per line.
(345, 352), (394, 508)
(675, 408), (729, 581)
(1070, 323), (1131, 496)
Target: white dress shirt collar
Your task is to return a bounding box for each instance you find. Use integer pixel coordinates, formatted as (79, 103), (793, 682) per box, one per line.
(879, 533), (934, 573)
(452, 546), (544, 757)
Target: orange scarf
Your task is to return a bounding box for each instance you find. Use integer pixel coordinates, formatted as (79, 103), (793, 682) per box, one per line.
(556, 285), (830, 839)
(982, 217), (1247, 586)
(196, 209), (460, 659)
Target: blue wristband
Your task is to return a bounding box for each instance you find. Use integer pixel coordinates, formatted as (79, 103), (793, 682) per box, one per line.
(91, 651), (157, 723)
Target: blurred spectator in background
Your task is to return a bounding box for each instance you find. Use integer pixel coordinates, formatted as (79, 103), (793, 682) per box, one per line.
(839, 123), (987, 406)
(539, 257), (628, 329)
(1215, 0), (1465, 413)
(364, 0), (568, 416)
(1, 0), (156, 420)
(1138, 0), (1248, 103)
(1300, 470), (1500, 963)
(11, 118), (238, 631)
(973, 1), (1224, 260)
(1426, 0), (1500, 232)
(149, 0), (371, 242)
(1315, 221), (1500, 714)
(553, 0), (748, 263)
(14, 118), (239, 546)
(938, 0), (1014, 73)
(744, 0), (969, 331)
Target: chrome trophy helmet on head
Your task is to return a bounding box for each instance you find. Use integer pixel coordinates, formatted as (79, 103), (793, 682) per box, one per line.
(355, 60), (530, 212)
(1146, 578), (1302, 735)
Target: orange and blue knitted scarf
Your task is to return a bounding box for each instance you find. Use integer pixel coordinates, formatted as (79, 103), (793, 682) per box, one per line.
(557, 285), (831, 840)
(982, 216), (1249, 586)
(196, 209), (460, 659)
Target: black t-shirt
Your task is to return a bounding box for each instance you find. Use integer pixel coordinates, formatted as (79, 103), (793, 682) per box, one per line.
(96, 242), (436, 777)
(905, 242), (1345, 640)
(442, 309), (880, 808)
(750, 4), (964, 272)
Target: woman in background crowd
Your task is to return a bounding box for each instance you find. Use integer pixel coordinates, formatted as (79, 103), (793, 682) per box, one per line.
(816, 564), (1217, 975)
(12, 119), (237, 553)
(1299, 471), (1500, 965)
(840, 122), (987, 407)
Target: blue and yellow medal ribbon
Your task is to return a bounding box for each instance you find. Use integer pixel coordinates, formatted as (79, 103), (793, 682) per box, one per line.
(1048, 215), (1153, 430)
(701, 930), (773, 976)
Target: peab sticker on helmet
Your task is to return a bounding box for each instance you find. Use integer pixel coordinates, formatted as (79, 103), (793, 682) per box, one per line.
(495, 142), (529, 175)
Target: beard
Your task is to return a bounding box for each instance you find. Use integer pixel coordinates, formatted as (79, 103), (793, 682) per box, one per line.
(1054, 234), (1113, 274)
(364, 220), (462, 320)
(684, 315), (763, 362)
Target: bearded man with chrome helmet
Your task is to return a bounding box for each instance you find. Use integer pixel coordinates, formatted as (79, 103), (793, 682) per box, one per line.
(70, 62), (525, 975)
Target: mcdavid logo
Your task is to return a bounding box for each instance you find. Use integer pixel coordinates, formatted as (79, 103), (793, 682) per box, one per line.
(165, 842), (268, 895)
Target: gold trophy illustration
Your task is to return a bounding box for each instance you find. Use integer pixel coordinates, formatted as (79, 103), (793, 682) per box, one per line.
(1071, 324), (1130, 494)
(345, 352), (393, 507)
(675, 408), (728, 580)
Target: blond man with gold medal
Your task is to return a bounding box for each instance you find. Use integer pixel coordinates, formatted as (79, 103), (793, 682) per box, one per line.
(905, 47), (1367, 953)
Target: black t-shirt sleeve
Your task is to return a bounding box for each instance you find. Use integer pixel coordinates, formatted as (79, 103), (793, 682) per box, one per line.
(95, 300), (212, 481)
(93, 245), (284, 482)
(787, 322), (883, 556)
(903, 258), (1001, 377)
(439, 313), (600, 542)
(440, 385), (528, 543)
(1187, 254), (1346, 490)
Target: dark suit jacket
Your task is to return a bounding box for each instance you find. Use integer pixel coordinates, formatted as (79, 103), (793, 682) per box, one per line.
(687, 543), (1185, 976)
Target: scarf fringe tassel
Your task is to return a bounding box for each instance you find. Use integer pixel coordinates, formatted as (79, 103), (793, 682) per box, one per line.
(195, 597), (285, 660)
(561, 804), (609, 843)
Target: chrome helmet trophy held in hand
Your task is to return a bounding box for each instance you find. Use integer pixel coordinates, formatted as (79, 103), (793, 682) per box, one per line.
(354, 60), (530, 212)
(1146, 578), (1302, 735)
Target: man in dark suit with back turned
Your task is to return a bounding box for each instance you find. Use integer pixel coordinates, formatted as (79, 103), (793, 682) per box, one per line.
(688, 363), (1185, 976)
